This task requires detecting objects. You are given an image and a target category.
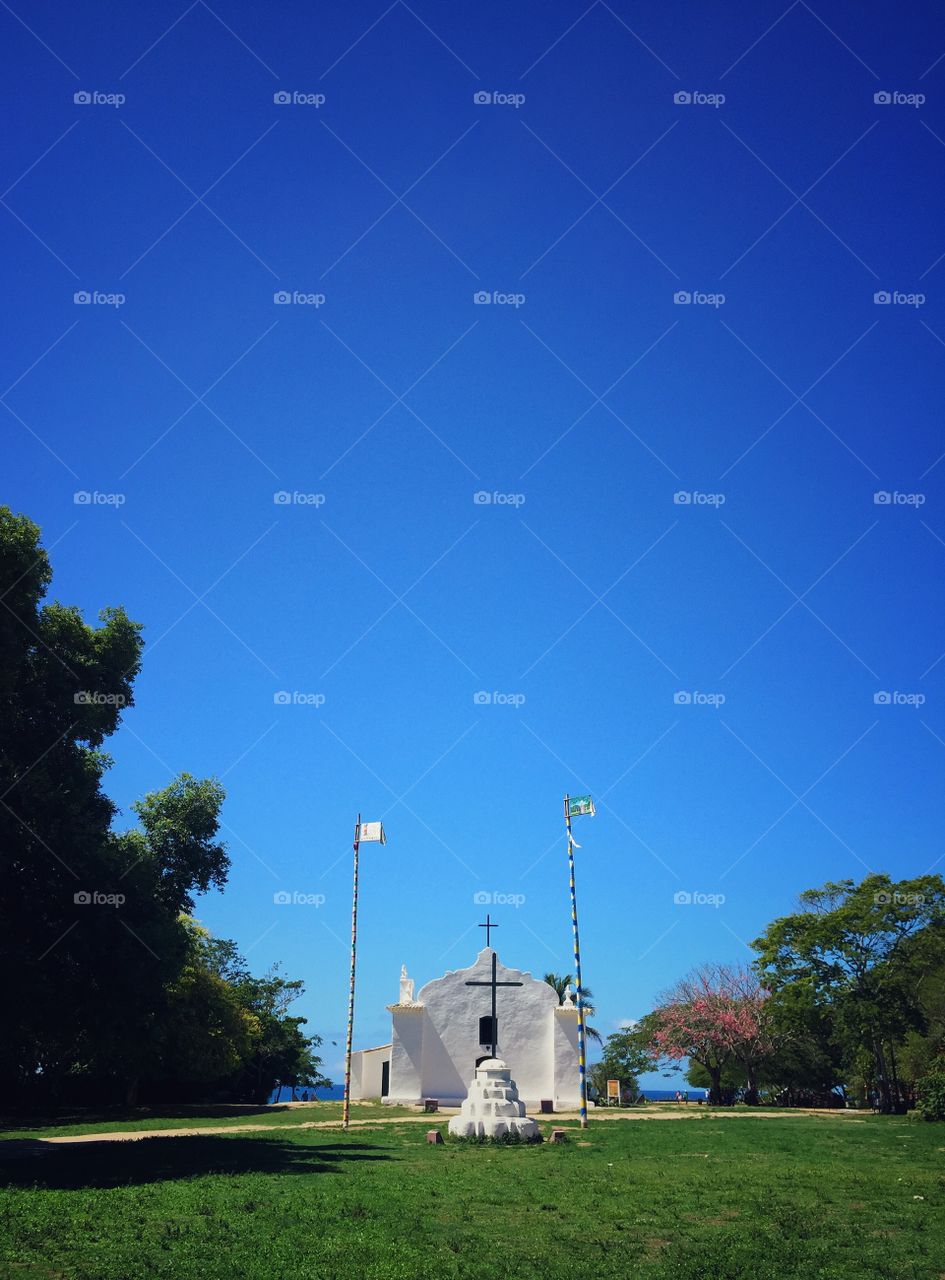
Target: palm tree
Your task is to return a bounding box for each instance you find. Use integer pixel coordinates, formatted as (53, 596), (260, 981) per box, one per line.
(542, 972), (602, 1044)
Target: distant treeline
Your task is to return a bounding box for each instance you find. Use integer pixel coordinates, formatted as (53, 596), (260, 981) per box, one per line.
(593, 874), (945, 1118)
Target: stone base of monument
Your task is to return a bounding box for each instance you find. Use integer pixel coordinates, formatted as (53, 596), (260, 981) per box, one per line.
(447, 1058), (541, 1141)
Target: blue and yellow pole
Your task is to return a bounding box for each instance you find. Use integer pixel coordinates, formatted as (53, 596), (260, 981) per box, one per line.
(565, 794), (589, 1129)
(342, 814), (361, 1132)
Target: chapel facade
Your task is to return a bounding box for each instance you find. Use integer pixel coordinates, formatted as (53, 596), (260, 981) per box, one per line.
(349, 947), (582, 1109)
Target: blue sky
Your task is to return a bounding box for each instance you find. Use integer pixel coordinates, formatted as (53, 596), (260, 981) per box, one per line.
(3, 0), (944, 1088)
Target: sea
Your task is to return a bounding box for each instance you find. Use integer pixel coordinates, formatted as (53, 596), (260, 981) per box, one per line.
(270, 1085), (696, 1103)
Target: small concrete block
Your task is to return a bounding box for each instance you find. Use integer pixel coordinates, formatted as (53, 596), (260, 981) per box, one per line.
(426, 1129), (443, 1144)
(424, 1098), (439, 1113)
(549, 1128), (568, 1143)
(540, 1099), (554, 1114)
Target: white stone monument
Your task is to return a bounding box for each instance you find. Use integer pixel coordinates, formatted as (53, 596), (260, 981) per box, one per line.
(448, 1058), (540, 1141)
(399, 964), (415, 1005)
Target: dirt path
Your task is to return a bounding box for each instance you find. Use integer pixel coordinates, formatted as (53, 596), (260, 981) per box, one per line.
(11, 1107), (860, 1147)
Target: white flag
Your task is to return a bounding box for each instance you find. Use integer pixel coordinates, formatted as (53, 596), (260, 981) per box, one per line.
(357, 821), (386, 844)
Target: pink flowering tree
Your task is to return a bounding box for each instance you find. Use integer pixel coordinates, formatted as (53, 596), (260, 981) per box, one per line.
(648, 963), (776, 1104)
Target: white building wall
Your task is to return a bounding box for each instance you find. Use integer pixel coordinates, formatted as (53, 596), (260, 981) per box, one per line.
(350, 1045), (390, 1099)
(412, 949), (559, 1105)
(387, 1007), (424, 1103)
(552, 1008), (582, 1107)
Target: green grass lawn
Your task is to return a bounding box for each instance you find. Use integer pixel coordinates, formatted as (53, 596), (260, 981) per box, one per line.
(0, 1101), (416, 1141)
(0, 1112), (941, 1279)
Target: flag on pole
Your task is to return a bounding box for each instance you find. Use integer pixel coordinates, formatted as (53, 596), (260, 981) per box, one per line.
(356, 820), (386, 844)
(567, 794), (595, 819)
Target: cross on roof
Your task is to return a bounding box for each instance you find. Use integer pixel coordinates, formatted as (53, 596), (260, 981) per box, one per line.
(478, 913), (498, 948)
(465, 952), (523, 1057)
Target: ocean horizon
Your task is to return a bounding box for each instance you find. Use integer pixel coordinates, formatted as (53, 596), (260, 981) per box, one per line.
(270, 1085), (703, 1104)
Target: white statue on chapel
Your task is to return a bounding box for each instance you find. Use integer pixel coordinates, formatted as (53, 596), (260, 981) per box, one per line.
(399, 964), (415, 1005)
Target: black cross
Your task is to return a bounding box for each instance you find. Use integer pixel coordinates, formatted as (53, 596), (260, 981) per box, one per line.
(466, 952), (523, 1058)
(478, 913), (498, 947)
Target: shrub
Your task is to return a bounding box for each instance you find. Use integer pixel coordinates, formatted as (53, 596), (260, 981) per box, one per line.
(915, 1064), (945, 1121)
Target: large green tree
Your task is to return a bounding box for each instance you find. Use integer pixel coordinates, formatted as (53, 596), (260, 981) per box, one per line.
(0, 507), (229, 1102)
(752, 875), (945, 1112)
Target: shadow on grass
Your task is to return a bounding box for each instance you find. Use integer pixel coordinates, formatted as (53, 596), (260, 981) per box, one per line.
(0, 1135), (388, 1190)
(0, 1103), (297, 1133)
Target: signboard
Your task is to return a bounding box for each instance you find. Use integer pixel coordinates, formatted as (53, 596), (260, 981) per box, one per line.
(606, 1079), (620, 1103)
(356, 821), (386, 844)
(567, 794), (595, 818)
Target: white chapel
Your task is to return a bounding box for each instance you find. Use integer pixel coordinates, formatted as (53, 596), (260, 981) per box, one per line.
(350, 946), (582, 1109)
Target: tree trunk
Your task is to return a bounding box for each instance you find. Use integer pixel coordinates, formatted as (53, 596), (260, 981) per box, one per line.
(743, 1061), (760, 1105)
(708, 1063), (722, 1104)
(872, 1033), (893, 1112)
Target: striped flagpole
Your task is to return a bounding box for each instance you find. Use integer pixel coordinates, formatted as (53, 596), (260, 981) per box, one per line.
(342, 814), (361, 1132)
(565, 795), (589, 1129)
